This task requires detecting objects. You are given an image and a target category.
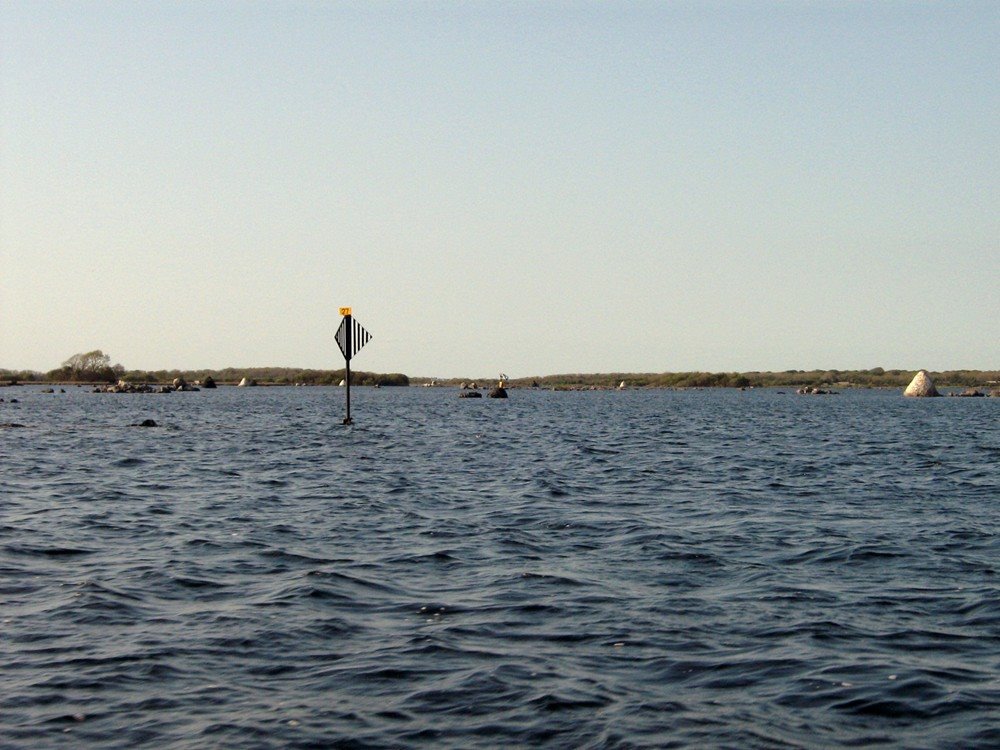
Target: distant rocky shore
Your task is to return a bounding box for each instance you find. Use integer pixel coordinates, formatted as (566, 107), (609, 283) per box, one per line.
(94, 377), (213, 393)
(2, 368), (998, 395)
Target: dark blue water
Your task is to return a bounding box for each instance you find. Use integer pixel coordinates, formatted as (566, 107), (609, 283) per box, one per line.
(2, 386), (997, 748)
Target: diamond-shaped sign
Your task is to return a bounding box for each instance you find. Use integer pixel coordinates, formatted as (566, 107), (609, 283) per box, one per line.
(335, 315), (371, 361)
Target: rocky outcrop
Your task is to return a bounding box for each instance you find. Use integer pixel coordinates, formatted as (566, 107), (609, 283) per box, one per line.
(796, 387), (838, 395)
(201, 376), (217, 389)
(238, 377), (257, 387)
(101, 380), (155, 394)
(97, 379), (200, 394)
(903, 370), (940, 397)
(459, 391), (483, 398)
(488, 387), (508, 399)
(953, 388), (985, 397)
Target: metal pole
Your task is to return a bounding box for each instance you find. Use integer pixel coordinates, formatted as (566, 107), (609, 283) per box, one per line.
(344, 358), (352, 424)
(343, 314), (353, 425)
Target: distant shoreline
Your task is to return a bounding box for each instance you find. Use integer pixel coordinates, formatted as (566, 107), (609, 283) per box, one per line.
(3, 368), (998, 390)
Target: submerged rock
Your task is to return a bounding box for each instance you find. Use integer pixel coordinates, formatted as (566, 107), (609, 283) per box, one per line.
(130, 419), (158, 427)
(459, 391), (483, 398)
(903, 370), (940, 397)
(488, 387), (508, 399)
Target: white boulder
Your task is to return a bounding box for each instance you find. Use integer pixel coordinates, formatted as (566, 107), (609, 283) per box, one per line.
(904, 370), (940, 397)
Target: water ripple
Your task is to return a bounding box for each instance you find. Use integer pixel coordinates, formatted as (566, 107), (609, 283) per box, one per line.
(1, 386), (997, 748)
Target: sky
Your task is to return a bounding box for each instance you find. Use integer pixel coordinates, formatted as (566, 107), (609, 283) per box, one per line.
(1, 1), (997, 378)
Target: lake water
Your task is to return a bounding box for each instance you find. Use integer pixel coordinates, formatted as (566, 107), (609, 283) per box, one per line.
(1, 386), (997, 748)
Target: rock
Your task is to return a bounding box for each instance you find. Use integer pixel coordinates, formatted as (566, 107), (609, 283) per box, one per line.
(459, 391), (483, 398)
(903, 370), (940, 397)
(955, 388), (984, 397)
(238, 377), (257, 387)
(202, 376), (217, 389)
(131, 419), (158, 427)
(488, 387), (508, 399)
(172, 377), (198, 392)
(106, 380), (156, 394)
(1, 422), (26, 428)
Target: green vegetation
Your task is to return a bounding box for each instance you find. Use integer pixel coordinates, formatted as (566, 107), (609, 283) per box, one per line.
(116, 367), (408, 387)
(419, 368), (1000, 389)
(2, 352), (996, 390)
(1, 351), (408, 386)
(42, 350), (125, 383)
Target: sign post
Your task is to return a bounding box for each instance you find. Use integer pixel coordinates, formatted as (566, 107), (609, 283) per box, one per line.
(335, 307), (372, 425)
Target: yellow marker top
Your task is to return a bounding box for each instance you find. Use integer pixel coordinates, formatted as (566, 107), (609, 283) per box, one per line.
(339, 307), (352, 316)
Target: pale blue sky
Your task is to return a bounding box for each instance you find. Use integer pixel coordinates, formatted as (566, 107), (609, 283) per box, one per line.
(2, 1), (997, 377)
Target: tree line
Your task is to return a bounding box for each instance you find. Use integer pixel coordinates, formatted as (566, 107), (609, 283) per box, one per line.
(437, 368), (1000, 389)
(1, 350), (408, 386)
(1, 352), (996, 389)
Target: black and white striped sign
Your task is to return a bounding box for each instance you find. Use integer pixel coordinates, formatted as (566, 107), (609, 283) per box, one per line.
(335, 315), (372, 361)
